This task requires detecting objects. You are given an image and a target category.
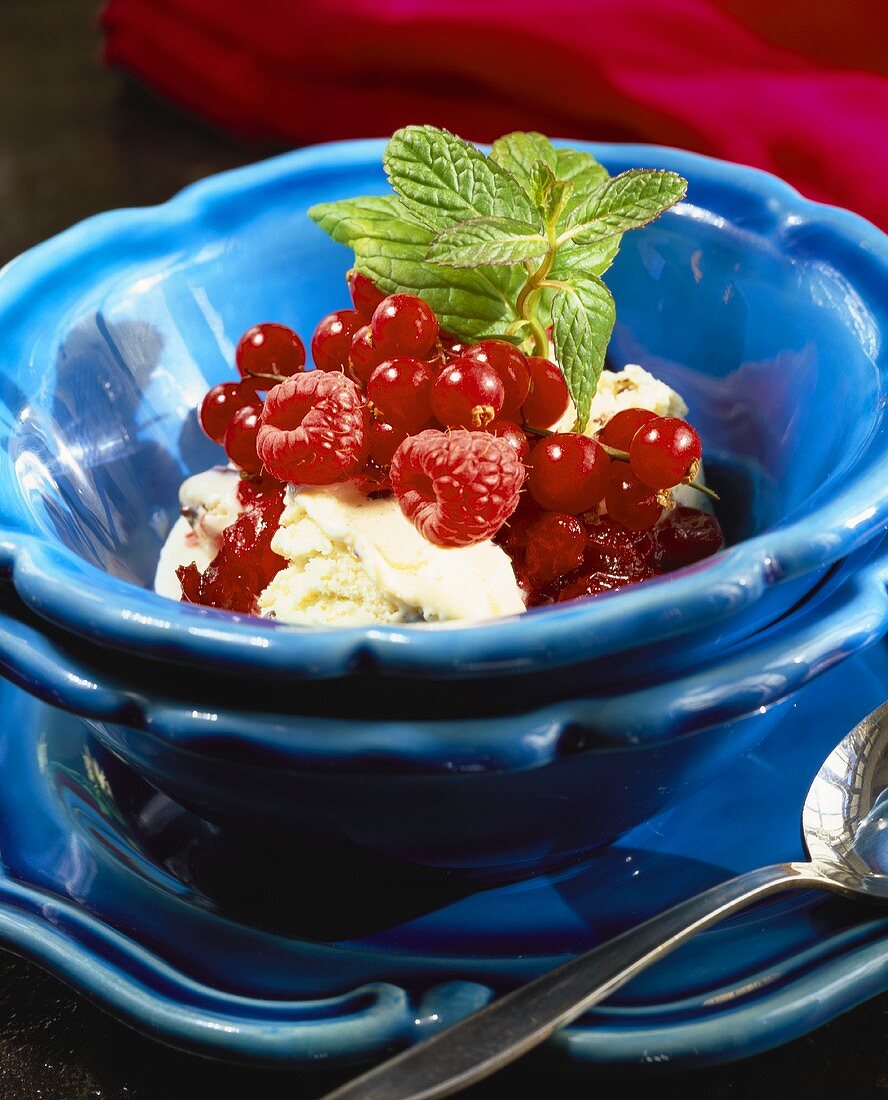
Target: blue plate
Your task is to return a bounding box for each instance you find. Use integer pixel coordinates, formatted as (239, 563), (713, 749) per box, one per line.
(4, 639), (888, 1069)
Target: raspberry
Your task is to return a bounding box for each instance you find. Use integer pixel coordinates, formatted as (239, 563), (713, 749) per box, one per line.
(257, 372), (367, 484)
(390, 428), (525, 547)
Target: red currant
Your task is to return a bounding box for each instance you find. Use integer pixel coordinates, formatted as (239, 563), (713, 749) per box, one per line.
(605, 465), (663, 531)
(528, 434), (610, 513)
(223, 404), (263, 475)
(199, 380), (259, 444)
(630, 416), (702, 489)
(462, 341), (531, 421)
(348, 324), (387, 384)
(367, 418), (410, 466)
(431, 358), (505, 429)
(655, 507), (723, 569)
(236, 323), (305, 381)
(522, 357), (570, 428)
(440, 334), (468, 360)
(489, 419), (530, 463)
(523, 512), (586, 586)
(346, 269), (386, 321)
(598, 408), (657, 452)
(367, 357), (435, 431)
(371, 294), (439, 358)
(311, 310), (361, 372)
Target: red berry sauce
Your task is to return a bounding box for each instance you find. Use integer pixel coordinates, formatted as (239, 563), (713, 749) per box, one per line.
(178, 478), (287, 614)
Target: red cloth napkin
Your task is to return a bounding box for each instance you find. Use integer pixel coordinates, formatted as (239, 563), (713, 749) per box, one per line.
(102, 0), (888, 229)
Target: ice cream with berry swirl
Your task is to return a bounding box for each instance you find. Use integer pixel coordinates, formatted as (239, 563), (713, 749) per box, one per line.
(154, 348), (717, 624)
(258, 481), (525, 625)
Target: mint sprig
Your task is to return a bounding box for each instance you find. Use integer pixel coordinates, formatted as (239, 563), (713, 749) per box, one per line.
(308, 126), (686, 430)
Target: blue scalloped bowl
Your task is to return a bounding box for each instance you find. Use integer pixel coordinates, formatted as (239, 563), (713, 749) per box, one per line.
(0, 141), (886, 690)
(0, 539), (886, 875)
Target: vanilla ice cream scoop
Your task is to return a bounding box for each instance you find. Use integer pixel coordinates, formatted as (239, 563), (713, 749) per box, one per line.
(258, 483), (525, 625)
(550, 363), (689, 435)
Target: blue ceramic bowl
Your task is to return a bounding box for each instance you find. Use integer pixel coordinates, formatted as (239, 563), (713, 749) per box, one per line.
(0, 141), (886, 690)
(0, 540), (886, 876)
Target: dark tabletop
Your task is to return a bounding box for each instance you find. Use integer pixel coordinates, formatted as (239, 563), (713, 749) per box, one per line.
(2, 2), (887, 1097)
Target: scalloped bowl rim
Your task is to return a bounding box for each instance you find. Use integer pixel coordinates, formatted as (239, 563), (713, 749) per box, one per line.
(1, 140), (887, 677)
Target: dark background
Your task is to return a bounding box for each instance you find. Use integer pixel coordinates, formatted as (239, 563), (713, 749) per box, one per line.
(2, 2), (888, 1097)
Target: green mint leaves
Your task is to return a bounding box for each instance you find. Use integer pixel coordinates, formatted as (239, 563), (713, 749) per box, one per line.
(308, 126), (686, 430)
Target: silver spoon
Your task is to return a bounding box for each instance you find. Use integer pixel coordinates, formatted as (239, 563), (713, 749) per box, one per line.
(322, 700), (888, 1100)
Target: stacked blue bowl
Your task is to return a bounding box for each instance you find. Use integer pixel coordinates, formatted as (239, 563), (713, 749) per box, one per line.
(0, 141), (886, 878)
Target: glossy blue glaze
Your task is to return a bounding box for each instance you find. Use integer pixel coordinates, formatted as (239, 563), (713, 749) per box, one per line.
(4, 637), (888, 1068)
(0, 542), (886, 873)
(0, 141), (886, 681)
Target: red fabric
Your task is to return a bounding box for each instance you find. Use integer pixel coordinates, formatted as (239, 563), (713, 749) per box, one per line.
(101, 0), (888, 229)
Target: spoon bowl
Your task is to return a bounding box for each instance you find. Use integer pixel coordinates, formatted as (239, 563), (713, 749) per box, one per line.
(803, 699), (888, 896)
(325, 698), (888, 1100)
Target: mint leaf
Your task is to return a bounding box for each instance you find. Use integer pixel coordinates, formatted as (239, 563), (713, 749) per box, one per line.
(353, 236), (522, 340)
(528, 162), (573, 228)
(308, 195), (425, 248)
(490, 132), (558, 189)
(554, 148), (609, 217)
(426, 216), (548, 268)
(551, 274), (616, 430)
(549, 237), (621, 279)
(563, 169), (687, 244)
(383, 125), (540, 232)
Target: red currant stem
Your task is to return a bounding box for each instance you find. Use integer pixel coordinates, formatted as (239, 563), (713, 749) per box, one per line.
(685, 478), (720, 501)
(244, 370), (286, 383)
(599, 443), (630, 460)
(591, 441), (721, 500)
(523, 423), (555, 438)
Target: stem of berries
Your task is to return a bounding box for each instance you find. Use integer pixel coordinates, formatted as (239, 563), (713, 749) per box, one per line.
(598, 441), (719, 501)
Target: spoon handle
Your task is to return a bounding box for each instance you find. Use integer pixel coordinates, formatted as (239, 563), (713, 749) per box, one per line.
(322, 861), (819, 1100)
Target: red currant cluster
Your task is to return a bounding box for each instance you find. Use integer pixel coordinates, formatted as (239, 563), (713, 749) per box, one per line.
(187, 271), (723, 612)
(528, 410), (704, 533)
(198, 321), (307, 475)
(500, 502), (723, 607)
(310, 271), (571, 466)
